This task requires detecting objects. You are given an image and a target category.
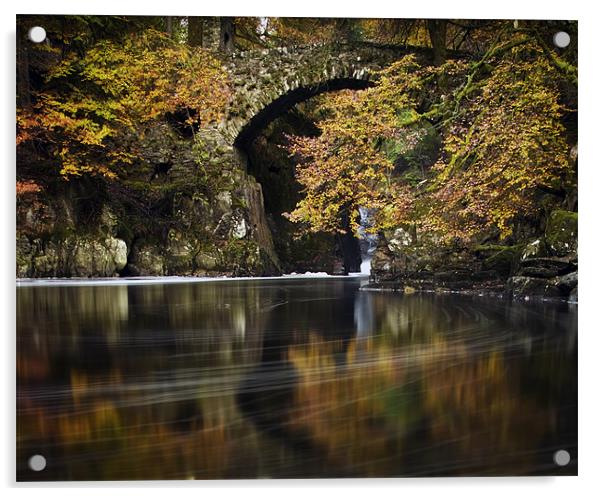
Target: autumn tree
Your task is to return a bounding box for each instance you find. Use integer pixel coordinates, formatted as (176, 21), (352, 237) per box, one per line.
(286, 27), (576, 244)
(17, 28), (230, 179)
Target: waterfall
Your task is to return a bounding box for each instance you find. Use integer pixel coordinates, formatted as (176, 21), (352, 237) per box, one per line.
(357, 207), (379, 275)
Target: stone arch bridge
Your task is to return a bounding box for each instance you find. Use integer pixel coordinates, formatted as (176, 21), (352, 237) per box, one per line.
(158, 42), (449, 275)
(189, 42), (440, 170)
(16, 42), (462, 278)
(221, 43), (434, 147)
(142, 42), (456, 277)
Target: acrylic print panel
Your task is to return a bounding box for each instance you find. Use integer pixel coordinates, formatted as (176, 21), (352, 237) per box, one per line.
(16, 15), (578, 480)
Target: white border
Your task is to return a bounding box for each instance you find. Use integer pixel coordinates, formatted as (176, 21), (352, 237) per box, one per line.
(2, 1), (600, 494)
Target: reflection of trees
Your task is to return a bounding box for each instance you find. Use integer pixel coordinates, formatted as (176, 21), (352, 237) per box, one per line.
(19, 391), (262, 479)
(17, 283), (577, 478)
(17, 282), (269, 480)
(287, 334), (412, 475)
(286, 330), (560, 476)
(421, 339), (553, 474)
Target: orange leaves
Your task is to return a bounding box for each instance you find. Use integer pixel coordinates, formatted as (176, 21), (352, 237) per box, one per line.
(287, 39), (573, 245)
(426, 41), (572, 241)
(16, 180), (42, 196)
(17, 29), (231, 179)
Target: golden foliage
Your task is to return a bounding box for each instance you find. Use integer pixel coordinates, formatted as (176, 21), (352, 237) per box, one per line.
(288, 36), (574, 243)
(17, 30), (231, 179)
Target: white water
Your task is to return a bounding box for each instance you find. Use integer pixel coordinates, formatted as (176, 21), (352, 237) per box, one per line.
(16, 272), (368, 288)
(357, 207), (379, 275)
(360, 258), (372, 275)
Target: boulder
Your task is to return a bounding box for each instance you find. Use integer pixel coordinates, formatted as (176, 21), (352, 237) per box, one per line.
(71, 237), (127, 277)
(506, 276), (561, 298)
(552, 271), (578, 295)
(196, 251), (218, 271)
(518, 257), (575, 277)
(386, 227), (413, 253)
(521, 239), (548, 260)
(482, 245), (521, 277)
(545, 210), (578, 257)
(128, 245), (165, 276)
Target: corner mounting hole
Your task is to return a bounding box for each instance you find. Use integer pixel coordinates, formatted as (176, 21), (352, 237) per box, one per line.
(553, 31), (570, 48)
(28, 454), (47, 471)
(553, 449), (570, 466)
(28, 26), (46, 43)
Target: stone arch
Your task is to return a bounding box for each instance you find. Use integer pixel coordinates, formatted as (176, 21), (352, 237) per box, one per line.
(201, 43), (434, 274)
(233, 76), (373, 149)
(217, 43), (411, 149)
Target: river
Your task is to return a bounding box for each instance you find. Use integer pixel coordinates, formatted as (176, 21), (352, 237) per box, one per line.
(17, 277), (577, 480)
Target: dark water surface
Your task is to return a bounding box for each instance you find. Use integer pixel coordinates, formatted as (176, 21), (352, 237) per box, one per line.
(17, 277), (577, 480)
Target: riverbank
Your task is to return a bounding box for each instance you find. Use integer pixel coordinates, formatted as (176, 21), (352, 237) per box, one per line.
(360, 281), (578, 304)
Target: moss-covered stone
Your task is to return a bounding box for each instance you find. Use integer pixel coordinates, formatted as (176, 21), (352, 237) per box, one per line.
(506, 276), (562, 298)
(521, 239), (548, 260)
(19, 235), (127, 278)
(482, 245), (523, 277)
(129, 245), (165, 276)
(218, 239), (279, 276)
(16, 236), (33, 278)
(545, 210), (578, 257)
(70, 237), (127, 276)
(195, 251), (218, 271)
(165, 230), (196, 274)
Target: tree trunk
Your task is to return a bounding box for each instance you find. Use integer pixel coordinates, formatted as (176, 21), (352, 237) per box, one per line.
(220, 17), (235, 52)
(188, 16), (204, 47)
(337, 208), (362, 274)
(165, 16), (173, 38)
(427, 19), (448, 65)
(16, 18), (31, 109)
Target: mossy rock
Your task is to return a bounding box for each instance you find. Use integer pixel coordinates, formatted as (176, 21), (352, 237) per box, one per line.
(482, 245), (523, 277)
(16, 235), (33, 278)
(219, 240), (279, 276)
(506, 276), (562, 298)
(70, 237), (128, 277)
(520, 239), (548, 260)
(130, 245), (165, 276)
(545, 210), (578, 257)
(196, 251), (218, 271)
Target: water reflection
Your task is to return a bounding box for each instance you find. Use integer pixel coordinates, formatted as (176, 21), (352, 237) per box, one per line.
(17, 279), (577, 480)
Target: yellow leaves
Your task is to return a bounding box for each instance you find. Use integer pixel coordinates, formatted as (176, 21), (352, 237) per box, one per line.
(19, 29), (231, 179)
(286, 56), (435, 235)
(288, 37), (572, 244)
(421, 41), (572, 242)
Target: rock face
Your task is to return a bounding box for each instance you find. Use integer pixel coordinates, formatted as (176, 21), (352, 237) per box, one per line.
(545, 210), (578, 257)
(370, 210), (578, 300)
(17, 235), (127, 278)
(371, 238), (508, 292)
(16, 123), (281, 278)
